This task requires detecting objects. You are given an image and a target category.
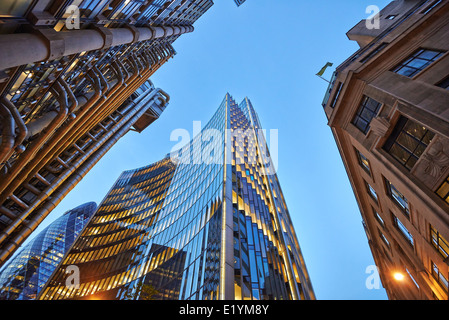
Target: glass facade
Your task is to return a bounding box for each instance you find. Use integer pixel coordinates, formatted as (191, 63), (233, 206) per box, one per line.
(229, 97), (313, 300)
(0, 202), (96, 300)
(39, 94), (314, 300)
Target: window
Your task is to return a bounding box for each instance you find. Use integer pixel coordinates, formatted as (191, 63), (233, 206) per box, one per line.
(385, 179), (410, 216)
(385, 14), (397, 20)
(383, 116), (435, 170)
(431, 225), (449, 259)
(392, 48), (444, 78)
(431, 261), (448, 292)
(406, 268), (420, 289)
(329, 82), (343, 109)
(378, 229), (390, 248)
(355, 149), (371, 175)
(436, 76), (449, 90)
(373, 208), (385, 228)
(422, 0), (442, 15)
(360, 43), (388, 63)
(393, 214), (414, 247)
(436, 176), (449, 205)
(366, 182), (378, 203)
(352, 96), (382, 134)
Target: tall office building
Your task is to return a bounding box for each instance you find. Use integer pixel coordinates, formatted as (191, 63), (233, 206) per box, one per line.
(38, 94), (315, 300)
(0, 0), (218, 267)
(0, 202), (96, 300)
(322, 0), (449, 299)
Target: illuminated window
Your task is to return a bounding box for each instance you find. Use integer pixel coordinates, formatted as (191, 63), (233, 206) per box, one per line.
(436, 175), (449, 205)
(431, 261), (448, 292)
(355, 148), (371, 175)
(430, 224), (449, 259)
(393, 214), (414, 247)
(385, 179), (410, 217)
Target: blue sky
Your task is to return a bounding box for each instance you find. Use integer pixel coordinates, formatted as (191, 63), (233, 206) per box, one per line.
(21, 0), (394, 300)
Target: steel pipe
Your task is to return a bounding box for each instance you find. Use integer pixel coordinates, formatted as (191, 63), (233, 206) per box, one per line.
(0, 89), (166, 263)
(1, 98), (28, 150)
(0, 25), (193, 70)
(0, 72), (104, 200)
(0, 103), (15, 168)
(0, 49), (170, 255)
(0, 80), (69, 198)
(11, 63), (123, 189)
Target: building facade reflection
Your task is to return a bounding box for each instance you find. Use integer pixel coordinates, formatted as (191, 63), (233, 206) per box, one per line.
(39, 94), (315, 300)
(0, 202), (96, 300)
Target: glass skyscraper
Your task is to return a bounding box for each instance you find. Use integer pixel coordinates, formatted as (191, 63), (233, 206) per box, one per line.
(39, 94), (315, 300)
(0, 202), (96, 300)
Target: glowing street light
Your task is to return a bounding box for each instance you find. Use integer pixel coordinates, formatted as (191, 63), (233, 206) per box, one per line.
(393, 272), (405, 281)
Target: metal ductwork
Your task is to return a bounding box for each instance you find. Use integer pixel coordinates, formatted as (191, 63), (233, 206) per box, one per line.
(0, 25), (194, 71)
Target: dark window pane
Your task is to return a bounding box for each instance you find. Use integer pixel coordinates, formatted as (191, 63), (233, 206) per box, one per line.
(352, 96), (382, 134)
(383, 116), (434, 171)
(354, 118), (369, 133)
(397, 132), (419, 153)
(390, 144), (411, 164)
(422, 131), (435, 145)
(404, 121), (427, 140)
(393, 48), (444, 78)
(361, 108), (376, 122)
(405, 156), (417, 171)
(437, 76), (449, 90)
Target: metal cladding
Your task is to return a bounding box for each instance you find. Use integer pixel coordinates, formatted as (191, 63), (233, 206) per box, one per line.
(38, 94), (315, 301)
(0, 202), (97, 300)
(0, 0), (214, 268)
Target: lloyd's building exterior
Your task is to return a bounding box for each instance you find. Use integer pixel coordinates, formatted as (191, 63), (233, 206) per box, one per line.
(0, 0), (216, 270)
(38, 94), (315, 300)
